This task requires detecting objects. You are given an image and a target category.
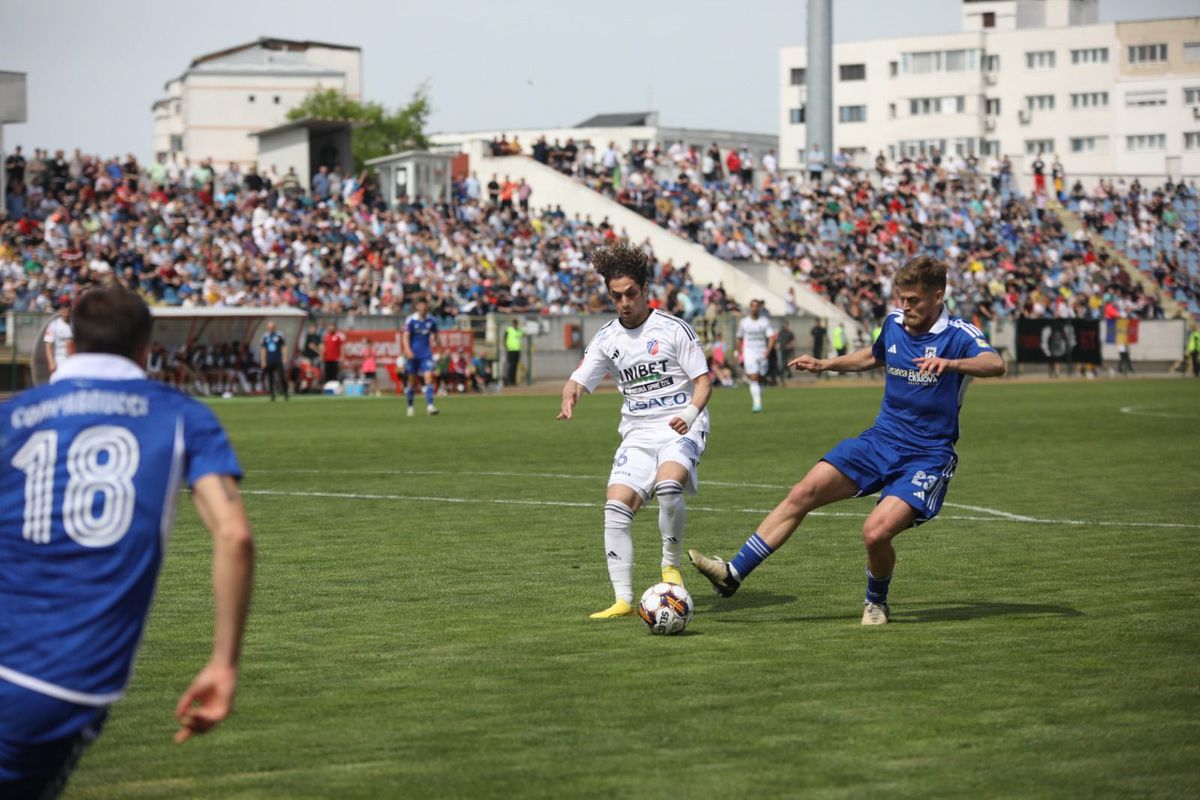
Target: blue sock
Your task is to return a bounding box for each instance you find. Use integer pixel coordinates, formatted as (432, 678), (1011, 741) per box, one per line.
(424, 385), (435, 405)
(865, 568), (892, 605)
(405, 386), (415, 407)
(729, 533), (774, 581)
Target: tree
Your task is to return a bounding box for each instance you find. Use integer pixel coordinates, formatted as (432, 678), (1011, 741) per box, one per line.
(287, 83), (432, 170)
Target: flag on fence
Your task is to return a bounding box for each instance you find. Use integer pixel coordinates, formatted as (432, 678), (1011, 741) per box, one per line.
(1105, 318), (1139, 346)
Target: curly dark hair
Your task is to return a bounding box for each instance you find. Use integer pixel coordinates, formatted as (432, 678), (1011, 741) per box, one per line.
(591, 240), (650, 288)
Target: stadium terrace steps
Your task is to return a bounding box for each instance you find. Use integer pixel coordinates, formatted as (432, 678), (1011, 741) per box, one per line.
(1048, 197), (1194, 324)
(476, 155), (863, 334)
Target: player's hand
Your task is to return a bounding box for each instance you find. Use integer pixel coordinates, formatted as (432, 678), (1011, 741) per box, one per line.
(668, 416), (690, 434)
(913, 356), (953, 376)
(557, 395), (575, 421)
(789, 355), (825, 373)
(174, 663), (238, 743)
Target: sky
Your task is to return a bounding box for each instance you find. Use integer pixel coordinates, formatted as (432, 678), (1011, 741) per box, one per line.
(1, 0), (1196, 159)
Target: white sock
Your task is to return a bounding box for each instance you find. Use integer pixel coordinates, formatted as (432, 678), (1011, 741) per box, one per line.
(749, 380), (762, 407)
(603, 500), (635, 602)
(655, 480), (686, 567)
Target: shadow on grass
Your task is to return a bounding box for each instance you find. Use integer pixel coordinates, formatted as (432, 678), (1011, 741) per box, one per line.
(705, 600), (1083, 624)
(693, 591), (799, 614)
(895, 601), (1084, 623)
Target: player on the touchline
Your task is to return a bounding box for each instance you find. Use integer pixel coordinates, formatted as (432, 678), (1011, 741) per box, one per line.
(1, 287), (254, 796)
(557, 240), (712, 619)
(736, 299), (776, 413)
(690, 255), (1004, 625)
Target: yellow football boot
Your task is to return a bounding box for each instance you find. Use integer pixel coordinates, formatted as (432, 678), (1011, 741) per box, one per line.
(661, 566), (685, 586)
(589, 599), (635, 619)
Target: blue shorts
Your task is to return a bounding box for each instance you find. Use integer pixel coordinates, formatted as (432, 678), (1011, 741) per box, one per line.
(407, 356), (436, 376)
(821, 429), (957, 525)
(0, 679), (108, 794)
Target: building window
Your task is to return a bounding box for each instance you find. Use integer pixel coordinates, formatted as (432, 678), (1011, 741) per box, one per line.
(1184, 87), (1200, 105)
(1025, 95), (1055, 111)
(909, 96), (965, 116)
(1185, 132), (1200, 150)
(1071, 92), (1109, 108)
(169, 134), (183, 153)
(790, 67), (806, 85)
(248, 94), (255, 103)
(1070, 48), (1109, 64)
(981, 140), (1000, 156)
(789, 107), (806, 125)
(985, 98), (1001, 115)
(1126, 90), (1167, 107)
(982, 11), (995, 28)
(1025, 139), (1054, 155)
(889, 61), (898, 77)
(983, 53), (1000, 71)
(838, 105), (867, 123)
(1025, 51), (1056, 70)
(1125, 134), (1166, 151)
(273, 95), (281, 104)
(1185, 43), (1200, 63)
(901, 49), (980, 74)
(897, 139), (948, 157)
(1070, 136), (1105, 153)
(1128, 44), (1167, 64)
(839, 63), (866, 81)
(888, 102), (896, 119)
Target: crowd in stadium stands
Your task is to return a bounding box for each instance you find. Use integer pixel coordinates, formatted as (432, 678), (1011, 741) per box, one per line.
(4, 138), (1197, 346)
(504, 134), (1199, 328)
(0, 145), (717, 325)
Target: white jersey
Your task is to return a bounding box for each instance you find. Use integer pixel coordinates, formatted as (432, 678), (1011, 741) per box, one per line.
(43, 317), (73, 366)
(570, 310), (710, 440)
(737, 315), (776, 356)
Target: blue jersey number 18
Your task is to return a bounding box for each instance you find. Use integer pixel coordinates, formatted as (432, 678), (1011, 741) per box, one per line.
(11, 425), (141, 548)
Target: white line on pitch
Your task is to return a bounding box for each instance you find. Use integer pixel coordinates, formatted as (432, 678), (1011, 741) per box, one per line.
(257, 468), (1041, 520)
(238, 489), (1200, 530)
(1119, 405), (1197, 419)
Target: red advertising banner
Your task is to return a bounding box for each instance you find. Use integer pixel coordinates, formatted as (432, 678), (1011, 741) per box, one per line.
(342, 329), (474, 371)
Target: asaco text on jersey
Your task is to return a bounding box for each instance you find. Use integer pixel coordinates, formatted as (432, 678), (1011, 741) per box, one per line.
(0, 355), (241, 705)
(570, 310), (710, 438)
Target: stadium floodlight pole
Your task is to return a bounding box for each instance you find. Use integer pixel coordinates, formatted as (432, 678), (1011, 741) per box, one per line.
(805, 0), (834, 171)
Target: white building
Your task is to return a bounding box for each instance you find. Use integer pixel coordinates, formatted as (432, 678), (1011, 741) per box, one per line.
(152, 38), (362, 167)
(779, 0), (1200, 183)
(430, 111), (778, 169)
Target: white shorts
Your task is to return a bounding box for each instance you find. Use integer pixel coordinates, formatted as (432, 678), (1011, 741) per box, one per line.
(743, 351), (770, 376)
(607, 429), (707, 500)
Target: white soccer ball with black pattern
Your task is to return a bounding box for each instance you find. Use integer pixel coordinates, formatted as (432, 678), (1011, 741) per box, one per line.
(638, 582), (693, 635)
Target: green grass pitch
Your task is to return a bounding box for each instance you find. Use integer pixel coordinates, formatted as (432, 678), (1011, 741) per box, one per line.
(67, 379), (1199, 799)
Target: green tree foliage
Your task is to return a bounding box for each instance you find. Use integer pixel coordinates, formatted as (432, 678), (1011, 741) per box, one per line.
(287, 83), (432, 170)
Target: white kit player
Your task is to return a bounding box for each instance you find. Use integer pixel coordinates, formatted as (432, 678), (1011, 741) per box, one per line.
(736, 299), (776, 413)
(557, 241), (713, 620)
(43, 302), (75, 376)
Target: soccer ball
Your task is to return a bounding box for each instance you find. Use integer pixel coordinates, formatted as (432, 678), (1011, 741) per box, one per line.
(638, 582), (693, 635)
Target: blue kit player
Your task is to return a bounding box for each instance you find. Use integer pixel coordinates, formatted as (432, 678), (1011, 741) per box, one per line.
(402, 296), (439, 417)
(689, 256), (1005, 625)
(0, 288), (255, 798)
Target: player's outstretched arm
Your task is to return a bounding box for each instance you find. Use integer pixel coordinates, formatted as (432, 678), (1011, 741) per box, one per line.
(669, 373), (711, 434)
(557, 379), (585, 420)
(914, 351), (1006, 378)
(791, 346), (880, 374)
(176, 474), (255, 744)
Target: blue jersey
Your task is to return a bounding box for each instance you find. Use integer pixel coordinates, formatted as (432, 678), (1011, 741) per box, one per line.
(404, 314), (438, 360)
(261, 331), (285, 365)
(0, 354), (242, 706)
(869, 307), (994, 450)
